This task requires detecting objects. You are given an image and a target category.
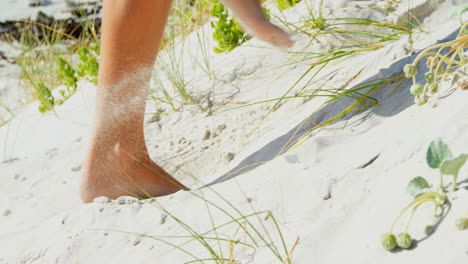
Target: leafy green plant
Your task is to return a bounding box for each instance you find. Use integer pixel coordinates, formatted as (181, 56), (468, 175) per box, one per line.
(427, 139), (468, 191)
(9, 6), (101, 114)
(35, 81), (55, 113)
(382, 139), (468, 252)
(276, 0), (300, 11)
(76, 44), (100, 85)
(406, 176), (430, 196)
(56, 57), (78, 103)
(210, 2), (248, 53)
(403, 21), (468, 105)
(381, 191), (446, 252)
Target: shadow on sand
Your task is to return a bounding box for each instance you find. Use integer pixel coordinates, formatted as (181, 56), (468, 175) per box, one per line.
(204, 27), (461, 187)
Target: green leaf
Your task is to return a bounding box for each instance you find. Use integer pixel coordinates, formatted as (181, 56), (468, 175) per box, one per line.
(449, 4), (468, 25)
(406, 176), (430, 196)
(426, 139), (453, 169)
(440, 154), (468, 176)
(448, 4), (468, 17)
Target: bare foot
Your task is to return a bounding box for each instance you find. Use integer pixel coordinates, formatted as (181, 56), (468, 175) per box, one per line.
(80, 142), (188, 203)
(221, 0), (294, 48)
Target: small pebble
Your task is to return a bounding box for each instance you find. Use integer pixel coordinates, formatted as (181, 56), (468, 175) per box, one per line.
(129, 236), (141, 246)
(321, 179), (335, 200)
(203, 130), (211, 140)
(71, 164), (82, 172)
(13, 174), (20, 180)
(147, 114), (161, 123)
(226, 152), (235, 162)
(93, 196), (111, 204)
(2, 209), (12, 216)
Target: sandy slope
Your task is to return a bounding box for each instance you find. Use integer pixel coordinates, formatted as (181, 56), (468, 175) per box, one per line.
(1, 0), (468, 263)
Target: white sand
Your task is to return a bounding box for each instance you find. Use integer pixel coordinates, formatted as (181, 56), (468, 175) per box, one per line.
(1, 0), (468, 263)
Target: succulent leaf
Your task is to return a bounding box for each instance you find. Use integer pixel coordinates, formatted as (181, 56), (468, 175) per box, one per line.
(426, 139), (453, 169)
(440, 154), (468, 176)
(406, 177), (430, 196)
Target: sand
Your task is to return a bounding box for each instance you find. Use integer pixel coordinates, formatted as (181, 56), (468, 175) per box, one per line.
(1, 0), (468, 263)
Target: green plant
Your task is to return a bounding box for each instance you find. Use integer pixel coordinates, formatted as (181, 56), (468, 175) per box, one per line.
(403, 21), (468, 106)
(370, 2), (426, 51)
(150, 0), (218, 113)
(427, 139), (468, 191)
(382, 139), (468, 252)
(10, 6), (101, 113)
(396, 233), (413, 249)
(424, 225), (433, 235)
(210, 2), (248, 53)
(381, 233), (397, 251)
(276, 0), (300, 11)
(283, 15), (414, 68)
(56, 57), (78, 103)
(0, 102), (15, 128)
(448, 4), (468, 26)
(76, 44), (100, 85)
(456, 216), (468, 230)
(382, 191), (446, 252)
(34, 81), (55, 113)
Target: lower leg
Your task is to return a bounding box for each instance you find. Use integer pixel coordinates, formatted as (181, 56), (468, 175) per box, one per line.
(80, 0), (187, 203)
